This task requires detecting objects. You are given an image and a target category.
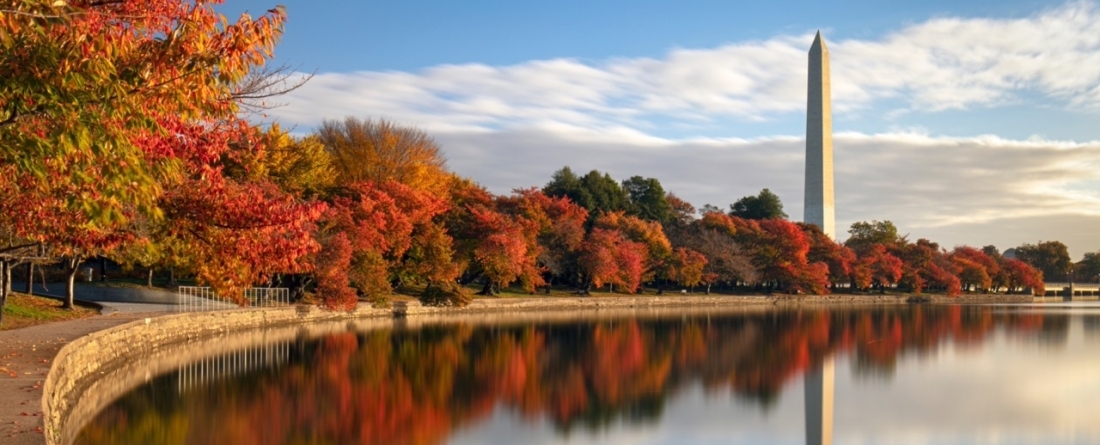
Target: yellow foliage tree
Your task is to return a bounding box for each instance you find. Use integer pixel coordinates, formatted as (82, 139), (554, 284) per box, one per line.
(252, 125), (336, 198)
(316, 117), (451, 195)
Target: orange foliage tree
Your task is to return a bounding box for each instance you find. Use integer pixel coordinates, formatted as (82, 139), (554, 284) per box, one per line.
(951, 246), (1000, 292)
(852, 244), (904, 292)
(1001, 258), (1045, 295)
(497, 188), (589, 293)
(733, 217), (829, 294)
(893, 239), (960, 296)
(319, 180), (458, 307)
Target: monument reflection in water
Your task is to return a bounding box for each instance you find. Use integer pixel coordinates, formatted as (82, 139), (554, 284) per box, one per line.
(77, 304), (1100, 445)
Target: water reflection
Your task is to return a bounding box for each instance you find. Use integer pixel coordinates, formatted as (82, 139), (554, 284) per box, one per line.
(76, 305), (1100, 445)
(176, 342), (292, 394)
(804, 356), (833, 445)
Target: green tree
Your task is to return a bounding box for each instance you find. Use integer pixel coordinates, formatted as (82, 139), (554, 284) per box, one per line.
(543, 167), (630, 218)
(729, 188), (787, 220)
(543, 166), (592, 210)
(698, 204), (723, 216)
(1074, 251), (1100, 284)
(981, 245), (1002, 260)
(844, 220), (901, 253)
(581, 170), (630, 215)
(1014, 241), (1071, 282)
(621, 176), (672, 224)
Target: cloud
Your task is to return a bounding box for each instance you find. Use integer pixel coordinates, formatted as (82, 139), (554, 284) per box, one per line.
(268, 2), (1100, 135)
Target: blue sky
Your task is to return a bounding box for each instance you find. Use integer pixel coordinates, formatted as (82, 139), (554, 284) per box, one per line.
(222, 0), (1100, 258)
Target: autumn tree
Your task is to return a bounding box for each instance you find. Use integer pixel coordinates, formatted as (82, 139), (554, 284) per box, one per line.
(893, 239), (959, 296)
(592, 212), (677, 292)
(666, 212), (756, 294)
(729, 188), (787, 220)
(1001, 258), (1045, 295)
(664, 193), (697, 228)
(852, 244), (903, 292)
(733, 217), (828, 294)
(470, 206), (541, 295)
(321, 180), (458, 306)
(231, 124), (336, 199)
(800, 223), (855, 288)
(0, 2), (329, 307)
(443, 182), (554, 296)
(1, 0), (288, 224)
(497, 188), (589, 293)
(108, 213), (173, 288)
(161, 174), (324, 303)
(578, 228), (647, 293)
(316, 117), (450, 195)
(667, 247), (707, 289)
(951, 246), (999, 292)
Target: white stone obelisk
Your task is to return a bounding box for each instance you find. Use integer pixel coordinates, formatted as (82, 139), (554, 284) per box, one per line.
(805, 31), (835, 239)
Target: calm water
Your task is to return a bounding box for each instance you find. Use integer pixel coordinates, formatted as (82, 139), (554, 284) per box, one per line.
(76, 303), (1100, 445)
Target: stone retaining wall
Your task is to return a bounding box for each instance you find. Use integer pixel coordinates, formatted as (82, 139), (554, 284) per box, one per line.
(41, 294), (1030, 445)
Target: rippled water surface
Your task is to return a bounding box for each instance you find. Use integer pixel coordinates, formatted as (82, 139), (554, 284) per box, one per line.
(77, 303), (1100, 445)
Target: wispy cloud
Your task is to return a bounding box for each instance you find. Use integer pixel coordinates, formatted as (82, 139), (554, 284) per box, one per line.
(270, 2), (1100, 134)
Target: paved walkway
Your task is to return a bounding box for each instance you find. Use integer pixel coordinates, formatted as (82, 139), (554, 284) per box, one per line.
(17, 283), (188, 314)
(0, 314), (156, 445)
(2, 284), (179, 444)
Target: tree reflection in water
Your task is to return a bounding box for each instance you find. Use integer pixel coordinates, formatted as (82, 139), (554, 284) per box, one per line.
(76, 305), (1058, 445)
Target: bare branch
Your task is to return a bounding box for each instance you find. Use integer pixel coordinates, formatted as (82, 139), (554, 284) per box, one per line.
(232, 63), (315, 115)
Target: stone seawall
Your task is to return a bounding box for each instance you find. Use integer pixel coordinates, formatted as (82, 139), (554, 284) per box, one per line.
(41, 294), (1031, 445)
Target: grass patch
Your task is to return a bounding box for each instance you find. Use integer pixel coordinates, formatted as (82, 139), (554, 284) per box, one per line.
(1, 293), (98, 330)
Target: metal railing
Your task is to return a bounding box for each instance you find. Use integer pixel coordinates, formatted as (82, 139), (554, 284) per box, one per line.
(176, 286), (290, 312)
(1045, 282), (1100, 290)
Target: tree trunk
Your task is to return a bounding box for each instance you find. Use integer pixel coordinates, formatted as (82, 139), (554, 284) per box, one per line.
(25, 262), (33, 295)
(99, 257), (107, 282)
(63, 257), (80, 310)
(2, 261), (10, 296)
(147, 268), (154, 287)
(478, 279), (495, 296)
(0, 261), (9, 326)
(168, 267), (177, 286)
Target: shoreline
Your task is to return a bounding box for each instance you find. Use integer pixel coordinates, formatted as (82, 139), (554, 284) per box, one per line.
(16, 292), (1035, 445)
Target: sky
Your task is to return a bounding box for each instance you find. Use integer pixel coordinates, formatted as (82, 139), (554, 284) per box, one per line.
(223, 0), (1100, 259)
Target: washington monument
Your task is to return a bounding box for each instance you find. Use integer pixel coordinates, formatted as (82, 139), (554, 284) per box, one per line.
(805, 31), (835, 239)
(804, 31), (836, 445)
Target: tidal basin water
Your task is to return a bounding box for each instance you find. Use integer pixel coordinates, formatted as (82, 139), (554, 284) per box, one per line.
(76, 303), (1100, 445)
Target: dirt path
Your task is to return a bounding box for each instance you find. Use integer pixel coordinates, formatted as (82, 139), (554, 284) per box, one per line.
(0, 314), (161, 445)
